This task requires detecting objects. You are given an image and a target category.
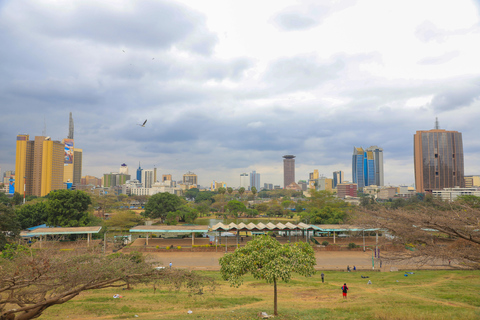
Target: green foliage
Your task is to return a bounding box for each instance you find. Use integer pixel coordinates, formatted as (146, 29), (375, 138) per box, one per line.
(225, 200), (246, 217)
(183, 188), (199, 200)
(106, 211), (143, 229)
(46, 190), (93, 227)
(11, 192), (23, 206)
(143, 193), (182, 220)
(348, 242), (357, 249)
(322, 241), (329, 246)
(166, 205), (199, 224)
(219, 235), (316, 287)
(0, 192), (12, 206)
(217, 187), (226, 195)
(15, 201), (48, 229)
(165, 212), (179, 225)
(255, 203), (269, 213)
(194, 191), (216, 203)
(266, 205), (285, 217)
(456, 195), (480, 208)
(303, 206), (346, 224)
(238, 187), (245, 198)
(0, 204), (20, 250)
(0, 243), (29, 260)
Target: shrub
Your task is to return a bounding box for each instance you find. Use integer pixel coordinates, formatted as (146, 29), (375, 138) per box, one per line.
(156, 245), (159, 249)
(177, 246), (182, 250)
(348, 242), (357, 249)
(322, 241), (329, 246)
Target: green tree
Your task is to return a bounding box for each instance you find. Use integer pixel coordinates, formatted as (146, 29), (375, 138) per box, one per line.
(219, 235), (316, 316)
(12, 192), (23, 206)
(194, 191), (216, 203)
(238, 187), (245, 199)
(255, 203), (269, 214)
(227, 187), (233, 196)
(0, 204), (20, 250)
(46, 190), (93, 227)
(225, 200), (247, 217)
(15, 201), (49, 229)
(456, 195), (480, 208)
(144, 192), (183, 221)
(251, 187), (257, 203)
(106, 211), (143, 229)
(184, 188), (200, 201)
(173, 205), (199, 224)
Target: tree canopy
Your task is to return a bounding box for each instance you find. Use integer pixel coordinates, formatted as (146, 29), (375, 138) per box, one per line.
(15, 201), (48, 229)
(46, 190), (93, 227)
(219, 235), (316, 315)
(143, 192), (183, 220)
(0, 204), (20, 250)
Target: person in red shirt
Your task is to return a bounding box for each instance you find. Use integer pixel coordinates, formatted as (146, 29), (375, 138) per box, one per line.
(341, 283), (349, 299)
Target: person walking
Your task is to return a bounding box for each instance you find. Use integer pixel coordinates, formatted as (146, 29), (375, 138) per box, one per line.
(341, 283), (349, 299)
(321, 272), (325, 283)
(169, 262), (172, 269)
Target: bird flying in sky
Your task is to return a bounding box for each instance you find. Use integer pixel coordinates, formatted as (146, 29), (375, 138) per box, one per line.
(137, 119), (147, 127)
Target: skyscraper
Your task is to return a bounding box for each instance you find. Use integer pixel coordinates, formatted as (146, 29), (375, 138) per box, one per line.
(183, 171), (198, 186)
(333, 171), (344, 189)
(136, 162), (142, 182)
(250, 170), (260, 191)
(352, 146), (384, 190)
(142, 169), (154, 188)
(240, 173), (249, 189)
(414, 128), (464, 193)
(119, 163), (128, 175)
(15, 135), (65, 197)
(283, 155), (295, 188)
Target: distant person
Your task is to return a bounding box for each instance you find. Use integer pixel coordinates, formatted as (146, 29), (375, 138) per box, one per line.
(341, 283), (349, 299)
(347, 265), (350, 272)
(353, 266), (356, 271)
(321, 272), (325, 283)
(169, 262), (172, 269)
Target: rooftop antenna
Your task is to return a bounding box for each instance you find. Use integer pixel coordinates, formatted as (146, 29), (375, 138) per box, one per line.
(435, 117), (440, 130)
(68, 112), (74, 139)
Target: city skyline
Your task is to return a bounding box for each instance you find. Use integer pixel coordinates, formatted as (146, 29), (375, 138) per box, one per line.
(1, 1), (480, 188)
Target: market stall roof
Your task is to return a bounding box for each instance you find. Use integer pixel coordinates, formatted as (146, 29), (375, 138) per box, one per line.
(211, 222), (315, 232)
(129, 225), (209, 233)
(20, 226), (102, 237)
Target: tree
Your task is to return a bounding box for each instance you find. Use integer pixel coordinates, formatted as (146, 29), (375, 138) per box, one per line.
(225, 200), (247, 217)
(238, 187), (245, 199)
(15, 201), (48, 229)
(354, 200), (480, 269)
(143, 192), (182, 221)
(251, 187), (257, 203)
(0, 249), (214, 320)
(11, 192), (23, 206)
(219, 235), (316, 316)
(46, 190), (93, 227)
(217, 187), (226, 196)
(227, 187), (233, 196)
(168, 205), (199, 224)
(194, 191), (216, 204)
(184, 188), (200, 201)
(105, 211), (143, 229)
(0, 204), (20, 250)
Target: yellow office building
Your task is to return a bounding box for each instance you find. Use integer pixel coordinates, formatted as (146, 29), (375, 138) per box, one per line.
(15, 135), (65, 197)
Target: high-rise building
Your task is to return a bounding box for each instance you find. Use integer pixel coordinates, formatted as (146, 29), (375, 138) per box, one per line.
(283, 155), (295, 188)
(337, 183), (358, 199)
(352, 146), (384, 190)
(250, 170), (260, 191)
(183, 171), (198, 186)
(103, 173), (131, 188)
(464, 175), (480, 188)
(333, 171), (344, 188)
(142, 169), (154, 188)
(73, 149), (82, 186)
(309, 169), (319, 180)
(264, 183), (273, 190)
(162, 174), (172, 182)
(119, 163), (128, 175)
(414, 128), (464, 193)
(15, 135), (65, 197)
(240, 173), (249, 189)
(136, 162), (142, 182)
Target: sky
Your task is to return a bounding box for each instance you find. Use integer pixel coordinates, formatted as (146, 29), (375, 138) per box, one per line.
(1, 0), (480, 189)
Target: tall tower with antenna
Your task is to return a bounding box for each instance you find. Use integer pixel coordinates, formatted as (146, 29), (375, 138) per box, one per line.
(68, 112), (74, 139)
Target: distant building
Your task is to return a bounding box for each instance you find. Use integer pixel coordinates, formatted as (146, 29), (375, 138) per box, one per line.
(15, 135), (65, 197)
(81, 175), (102, 187)
(285, 182), (301, 191)
(432, 187), (480, 202)
(136, 162), (142, 183)
(183, 171), (198, 187)
(414, 127), (464, 193)
(73, 149), (82, 186)
(250, 170), (260, 191)
(119, 163), (128, 175)
(464, 175), (480, 188)
(142, 169), (154, 188)
(297, 180), (308, 191)
(309, 169), (319, 180)
(309, 177), (333, 192)
(352, 146), (384, 190)
(103, 173), (131, 188)
(283, 155), (295, 188)
(337, 183), (357, 199)
(240, 173), (249, 189)
(377, 187), (397, 200)
(162, 174), (172, 182)
(264, 183), (273, 190)
(333, 171), (344, 189)
(211, 181), (227, 191)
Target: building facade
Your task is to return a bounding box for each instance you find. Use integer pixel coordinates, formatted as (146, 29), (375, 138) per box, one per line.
(103, 173), (131, 188)
(333, 170), (344, 189)
(183, 171), (198, 187)
(464, 175), (480, 188)
(352, 146), (384, 190)
(414, 129), (464, 193)
(250, 170), (260, 191)
(240, 173), (249, 189)
(283, 155), (295, 188)
(336, 183), (358, 199)
(142, 169), (154, 188)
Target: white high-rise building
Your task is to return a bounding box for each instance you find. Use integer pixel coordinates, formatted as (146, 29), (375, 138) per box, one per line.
(142, 170), (154, 188)
(119, 163), (129, 175)
(250, 170), (260, 191)
(240, 173), (249, 189)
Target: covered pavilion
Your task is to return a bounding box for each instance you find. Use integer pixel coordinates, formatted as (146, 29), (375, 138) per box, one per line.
(20, 226), (103, 248)
(129, 225), (210, 246)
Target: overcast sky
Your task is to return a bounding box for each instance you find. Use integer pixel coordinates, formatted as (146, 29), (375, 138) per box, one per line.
(1, 0), (480, 188)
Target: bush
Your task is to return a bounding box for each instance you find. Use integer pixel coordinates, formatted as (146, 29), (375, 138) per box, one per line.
(177, 246), (182, 250)
(348, 242), (357, 249)
(322, 241), (329, 246)
(156, 245), (159, 249)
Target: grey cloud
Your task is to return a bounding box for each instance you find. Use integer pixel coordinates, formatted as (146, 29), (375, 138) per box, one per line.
(430, 83), (480, 112)
(418, 51), (459, 65)
(2, 0), (217, 55)
(273, 11), (320, 31)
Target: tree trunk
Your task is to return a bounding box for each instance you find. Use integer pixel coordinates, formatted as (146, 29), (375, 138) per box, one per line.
(273, 277), (278, 316)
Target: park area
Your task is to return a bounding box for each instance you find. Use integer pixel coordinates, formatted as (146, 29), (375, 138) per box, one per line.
(38, 269), (480, 320)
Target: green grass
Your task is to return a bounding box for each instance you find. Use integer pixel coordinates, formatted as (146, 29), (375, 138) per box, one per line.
(39, 270), (480, 320)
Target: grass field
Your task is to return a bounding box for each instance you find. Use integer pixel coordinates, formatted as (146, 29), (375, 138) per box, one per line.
(39, 270), (480, 320)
